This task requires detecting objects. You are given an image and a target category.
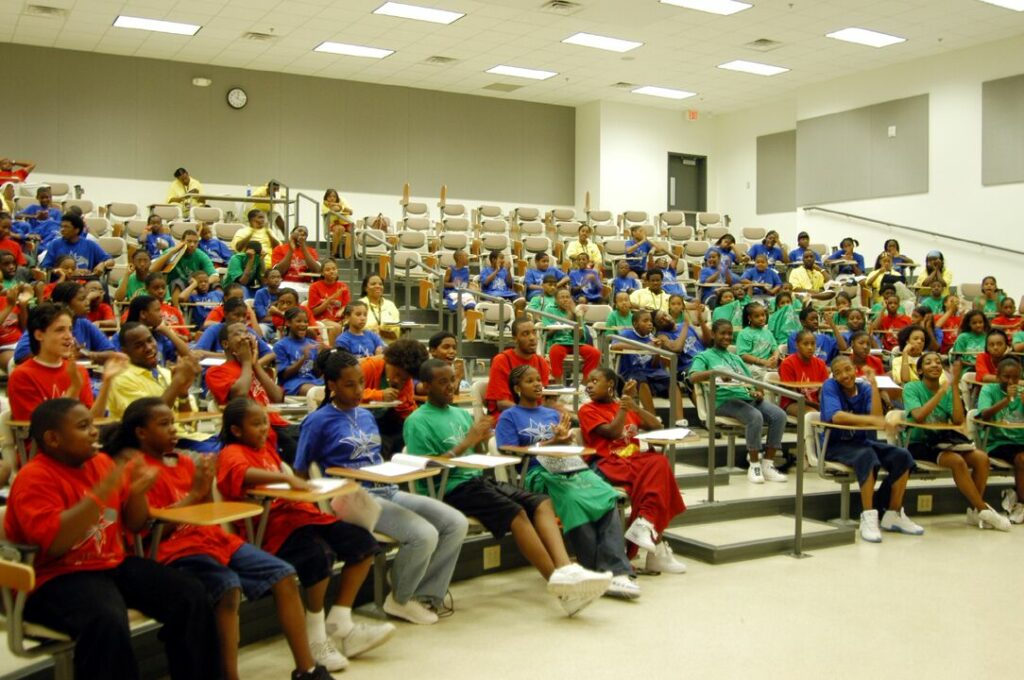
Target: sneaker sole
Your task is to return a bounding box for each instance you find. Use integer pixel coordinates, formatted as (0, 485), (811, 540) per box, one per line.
(860, 534), (882, 543)
(880, 525), (925, 535)
(382, 603), (438, 625)
(559, 591), (602, 617)
(546, 576), (612, 598)
(646, 560), (686, 574)
(343, 628), (396, 659)
(603, 588), (641, 600)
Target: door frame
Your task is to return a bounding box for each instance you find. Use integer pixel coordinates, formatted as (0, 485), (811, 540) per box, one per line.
(667, 152), (707, 213)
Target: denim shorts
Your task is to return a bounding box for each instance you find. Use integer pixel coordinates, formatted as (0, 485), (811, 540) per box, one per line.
(171, 543), (296, 604)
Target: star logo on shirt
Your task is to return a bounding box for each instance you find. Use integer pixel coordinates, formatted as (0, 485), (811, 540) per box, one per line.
(521, 418), (555, 444)
(340, 430), (381, 462)
(72, 507), (118, 554)
(443, 422), (469, 448)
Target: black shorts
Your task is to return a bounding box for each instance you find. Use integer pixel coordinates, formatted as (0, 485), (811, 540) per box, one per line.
(276, 522), (380, 587)
(989, 444), (1024, 463)
(443, 477), (549, 539)
(907, 442), (941, 463)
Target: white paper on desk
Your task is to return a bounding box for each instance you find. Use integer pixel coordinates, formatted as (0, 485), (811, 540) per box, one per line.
(264, 478), (347, 491)
(452, 454), (521, 467)
(542, 387), (578, 395)
(390, 453), (448, 469)
(199, 357), (227, 367)
(872, 375), (900, 390)
(526, 445), (586, 455)
(636, 427), (692, 441)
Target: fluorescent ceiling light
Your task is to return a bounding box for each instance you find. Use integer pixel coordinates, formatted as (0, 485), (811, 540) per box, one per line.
(373, 2), (464, 24)
(113, 15), (201, 36)
(632, 85), (696, 100)
(659, 0), (752, 16)
(562, 32), (643, 53)
(314, 41), (394, 58)
(486, 65), (557, 80)
(717, 59), (788, 76)
(978, 0), (1024, 10)
(826, 27), (905, 48)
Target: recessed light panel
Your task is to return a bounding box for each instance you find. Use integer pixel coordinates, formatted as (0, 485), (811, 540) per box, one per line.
(373, 2), (465, 24)
(113, 15), (201, 36)
(717, 59), (788, 76)
(486, 65), (557, 80)
(314, 41), (394, 58)
(978, 0), (1024, 10)
(562, 32), (643, 53)
(659, 0), (752, 16)
(826, 27), (906, 48)
(632, 85), (696, 100)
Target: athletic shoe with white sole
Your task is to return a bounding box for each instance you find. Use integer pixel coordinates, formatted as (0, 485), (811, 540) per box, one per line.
(1000, 488), (1018, 514)
(978, 505), (1012, 532)
(1003, 490), (1024, 524)
(557, 592), (600, 617)
(880, 508), (925, 535)
(645, 541), (687, 574)
(546, 564), (612, 599)
(761, 459), (788, 483)
(336, 621), (396, 659)
(860, 509), (882, 543)
(604, 574), (642, 600)
(747, 462), (765, 484)
(383, 593), (438, 625)
(624, 516), (658, 552)
(310, 639), (348, 672)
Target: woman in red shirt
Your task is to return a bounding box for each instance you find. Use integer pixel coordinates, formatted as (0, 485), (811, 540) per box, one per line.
(578, 368), (686, 573)
(849, 331), (884, 377)
(778, 329), (830, 415)
(308, 260), (349, 344)
(215, 399), (394, 670)
(103, 397), (332, 680)
(272, 225), (322, 283)
(975, 329), (1011, 383)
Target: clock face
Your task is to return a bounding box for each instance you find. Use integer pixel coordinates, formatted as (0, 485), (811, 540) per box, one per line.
(226, 87), (248, 109)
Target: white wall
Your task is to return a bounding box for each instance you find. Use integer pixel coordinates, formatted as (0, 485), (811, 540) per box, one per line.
(704, 33), (1024, 286)
(574, 102), (602, 211)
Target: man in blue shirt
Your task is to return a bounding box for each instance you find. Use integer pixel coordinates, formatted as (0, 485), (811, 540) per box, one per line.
(523, 252), (566, 301)
(40, 213), (113, 275)
(787, 231), (822, 266)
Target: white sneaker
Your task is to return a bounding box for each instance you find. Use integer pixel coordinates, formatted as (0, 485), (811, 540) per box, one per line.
(747, 462), (764, 484)
(310, 639), (348, 672)
(859, 509), (882, 543)
(1000, 488), (1018, 514)
(645, 541), (687, 574)
(604, 574), (641, 600)
(978, 505), (1012, 532)
(624, 516), (658, 552)
(880, 508), (925, 535)
(546, 564), (612, 598)
(336, 621), (396, 659)
(557, 592), (601, 617)
(383, 593), (438, 625)
(761, 458), (788, 483)
(966, 507), (981, 528)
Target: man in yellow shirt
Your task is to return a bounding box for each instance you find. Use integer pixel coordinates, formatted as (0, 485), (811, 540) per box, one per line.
(166, 167), (205, 218)
(251, 179), (286, 233)
(788, 250), (830, 293)
(108, 322), (219, 453)
(563, 224), (603, 267)
(629, 269), (671, 313)
(231, 209), (280, 268)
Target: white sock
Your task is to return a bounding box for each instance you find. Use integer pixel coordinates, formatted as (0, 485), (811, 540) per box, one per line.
(305, 610), (326, 645)
(326, 606), (353, 637)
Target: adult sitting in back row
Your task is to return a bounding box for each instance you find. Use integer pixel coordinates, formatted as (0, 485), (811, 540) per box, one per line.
(40, 213), (113, 276)
(232, 209), (280, 268)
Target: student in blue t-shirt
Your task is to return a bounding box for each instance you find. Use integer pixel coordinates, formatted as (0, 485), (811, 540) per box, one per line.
(39, 213), (113, 275)
(651, 255), (687, 298)
(567, 252), (603, 303)
(273, 306), (323, 396)
(820, 355), (922, 543)
(612, 259), (641, 298)
(253, 268), (284, 337)
(787, 231), (823, 266)
(443, 249), (475, 312)
(197, 223), (234, 266)
(179, 270), (223, 327)
(740, 254), (783, 297)
(104, 295), (192, 367)
(523, 252), (566, 301)
(826, 237), (865, 276)
(787, 306), (846, 364)
(657, 295), (709, 375)
(142, 214), (175, 259)
(479, 251), (520, 302)
(15, 187), (61, 243)
(295, 350), (468, 622)
(698, 249), (733, 302)
(335, 301), (384, 357)
(746, 230), (787, 265)
(610, 309), (682, 417)
(191, 297), (273, 363)
(624, 224), (653, 275)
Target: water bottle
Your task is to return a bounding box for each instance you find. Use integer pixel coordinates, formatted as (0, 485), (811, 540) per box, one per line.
(245, 184), (251, 197)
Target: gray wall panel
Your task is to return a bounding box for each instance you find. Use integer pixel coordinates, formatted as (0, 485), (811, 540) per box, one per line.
(756, 129), (796, 214)
(0, 43), (574, 204)
(796, 94), (929, 205)
(982, 73), (1024, 186)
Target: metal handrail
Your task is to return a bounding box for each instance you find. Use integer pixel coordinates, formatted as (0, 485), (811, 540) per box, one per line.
(351, 227), (395, 288)
(803, 206), (1024, 258)
(608, 334), (680, 431)
(293, 192), (322, 252)
(703, 368), (808, 557)
(527, 306), (584, 408)
(454, 287), (517, 356)
(392, 253), (445, 327)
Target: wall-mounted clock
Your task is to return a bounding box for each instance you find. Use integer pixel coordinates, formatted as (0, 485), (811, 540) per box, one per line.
(226, 87), (248, 109)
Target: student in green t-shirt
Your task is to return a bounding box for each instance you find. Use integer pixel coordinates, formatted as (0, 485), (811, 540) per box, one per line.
(919, 279), (946, 315)
(735, 302), (779, 379)
(1013, 328), (1024, 354)
(767, 290), (802, 345)
(976, 356), (1024, 524)
(526, 274), (559, 316)
(152, 228), (218, 305)
(604, 290), (633, 331)
(403, 359), (612, 616)
(689, 319), (788, 485)
(710, 287), (742, 329)
(904, 354), (1009, 530)
(951, 310), (990, 369)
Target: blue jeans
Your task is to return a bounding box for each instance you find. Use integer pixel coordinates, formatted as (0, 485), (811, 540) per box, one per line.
(564, 508), (633, 577)
(717, 398), (786, 453)
(171, 543), (295, 604)
(372, 487), (469, 607)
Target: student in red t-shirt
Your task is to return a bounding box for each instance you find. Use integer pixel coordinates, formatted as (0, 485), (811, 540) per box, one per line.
(102, 398), (334, 680)
(578, 369), (686, 573)
(216, 399), (394, 671)
(308, 260), (349, 344)
(991, 296), (1022, 334)
(83, 280), (117, 331)
(0, 157), (35, 183)
(0, 283), (30, 367)
(0, 211), (27, 266)
(8, 303), (127, 421)
(778, 329), (830, 414)
(269, 288), (317, 336)
(4, 398), (218, 680)
(202, 282), (263, 334)
(975, 329), (1012, 383)
(205, 321), (301, 463)
(872, 292), (912, 351)
(272, 225), (322, 283)
(485, 316), (552, 415)
(849, 331), (884, 377)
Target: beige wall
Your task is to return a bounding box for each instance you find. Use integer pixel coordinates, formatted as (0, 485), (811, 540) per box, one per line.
(1, 43), (574, 205)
